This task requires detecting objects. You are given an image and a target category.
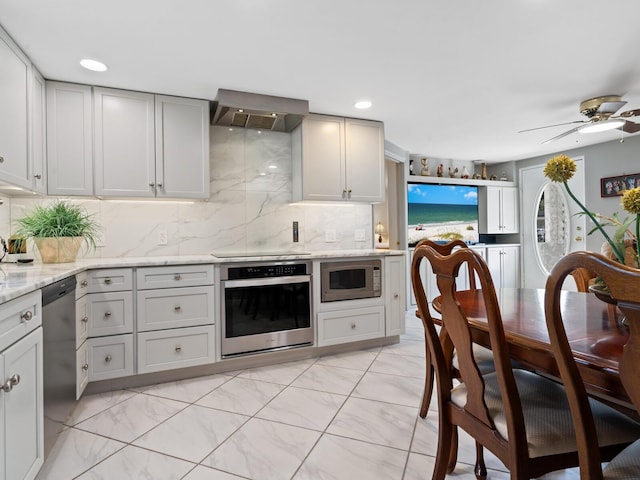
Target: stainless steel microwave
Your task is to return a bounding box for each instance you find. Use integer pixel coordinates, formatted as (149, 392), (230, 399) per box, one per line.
(320, 259), (382, 302)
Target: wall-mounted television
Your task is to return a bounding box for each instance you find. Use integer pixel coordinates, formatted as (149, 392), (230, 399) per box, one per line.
(407, 183), (479, 247)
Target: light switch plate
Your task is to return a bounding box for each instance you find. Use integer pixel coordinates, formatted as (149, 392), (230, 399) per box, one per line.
(324, 229), (337, 242)
(354, 229), (366, 241)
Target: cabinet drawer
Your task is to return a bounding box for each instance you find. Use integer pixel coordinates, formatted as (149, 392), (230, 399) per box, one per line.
(86, 268), (133, 293)
(0, 290), (42, 351)
(87, 292), (133, 336)
(317, 305), (385, 347)
(137, 325), (215, 374)
(76, 341), (89, 399)
(136, 264), (214, 290)
(137, 286), (214, 332)
(75, 294), (88, 348)
(87, 334), (134, 381)
(75, 271), (89, 299)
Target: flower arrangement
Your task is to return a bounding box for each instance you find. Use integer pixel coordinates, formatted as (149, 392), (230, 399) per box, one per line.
(544, 154), (640, 267)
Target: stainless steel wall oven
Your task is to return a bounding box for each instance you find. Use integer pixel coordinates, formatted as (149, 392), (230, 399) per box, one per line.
(220, 262), (312, 357)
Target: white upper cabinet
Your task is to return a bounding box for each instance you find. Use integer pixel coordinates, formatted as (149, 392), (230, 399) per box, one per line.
(293, 114), (384, 202)
(0, 29), (30, 189)
(479, 186), (519, 234)
(29, 69), (47, 194)
(93, 88), (155, 197)
(46, 82), (93, 196)
(154, 95), (210, 199)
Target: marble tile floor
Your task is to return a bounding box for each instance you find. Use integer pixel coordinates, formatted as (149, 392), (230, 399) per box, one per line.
(36, 311), (579, 480)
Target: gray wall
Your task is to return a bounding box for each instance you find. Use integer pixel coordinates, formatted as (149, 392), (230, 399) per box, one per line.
(515, 134), (640, 253)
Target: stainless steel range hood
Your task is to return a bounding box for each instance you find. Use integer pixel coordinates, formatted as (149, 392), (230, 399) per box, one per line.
(211, 89), (309, 133)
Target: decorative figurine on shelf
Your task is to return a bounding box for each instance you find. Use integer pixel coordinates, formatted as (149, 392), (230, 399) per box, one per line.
(448, 167), (458, 178)
(421, 157), (430, 176)
(472, 173), (480, 180)
(409, 159), (414, 175)
(481, 162), (488, 180)
(461, 166), (469, 179)
(436, 164), (444, 177)
(490, 174), (497, 181)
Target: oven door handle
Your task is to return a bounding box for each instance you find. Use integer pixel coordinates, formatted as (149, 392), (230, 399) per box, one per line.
(223, 275), (311, 289)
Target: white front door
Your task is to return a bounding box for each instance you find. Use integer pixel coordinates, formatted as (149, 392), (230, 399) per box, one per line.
(520, 157), (586, 289)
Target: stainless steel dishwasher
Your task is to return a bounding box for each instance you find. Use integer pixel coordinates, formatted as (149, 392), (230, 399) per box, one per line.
(41, 276), (77, 458)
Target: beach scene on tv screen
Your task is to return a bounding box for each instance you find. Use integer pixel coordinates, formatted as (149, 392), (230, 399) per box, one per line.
(407, 183), (479, 246)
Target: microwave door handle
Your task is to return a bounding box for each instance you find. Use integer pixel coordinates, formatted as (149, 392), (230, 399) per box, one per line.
(223, 275), (311, 289)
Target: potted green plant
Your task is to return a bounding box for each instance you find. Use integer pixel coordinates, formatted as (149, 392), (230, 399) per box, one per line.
(14, 200), (101, 263)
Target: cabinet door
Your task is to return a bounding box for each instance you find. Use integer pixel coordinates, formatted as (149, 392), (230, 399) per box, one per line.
(501, 187), (519, 233)
(94, 88), (155, 197)
(29, 69), (47, 194)
(76, 341), (88, 400)
(0, 29), (30, 190)
(486, 247), (503, 289)
(501, 246), (520, 288)
(46, 82), (93, 195)
(300, 115), (345, 201)
(1, 328), (44, 480)
(155, 95), (210, 199)
(344, 118), (384, 202)
(385, 256), (405, 336)
(485, 187), (502, 233)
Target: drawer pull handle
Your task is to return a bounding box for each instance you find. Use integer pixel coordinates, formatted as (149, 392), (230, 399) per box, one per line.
(21, 310), (33, 321)
(81, 316), (88, 324)
(393, 293), (399, 299)
(2, 374), (20, 393)
(81, 280), (88, 287)
(175, 346), (182, 353)
(105, 354), (112, 363)
(350, 323), (356, 330)
(104, 278), (112, 285)
(0, 156), (4, 164)
(174, 273), (181, 281)
(104, 311), (112, 318)
(82, 364), (89, 371)
(174, 304), (181, 311)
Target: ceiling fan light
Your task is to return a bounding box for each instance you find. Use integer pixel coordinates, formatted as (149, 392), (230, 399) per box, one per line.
(579, 118), (625, 134)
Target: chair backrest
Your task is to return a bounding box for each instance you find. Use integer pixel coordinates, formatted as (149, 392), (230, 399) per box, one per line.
(414, 239), (477, 289)
(570, 267), (597, 292)
(545, 251), (640, 479)
(411, 244), (528, 451)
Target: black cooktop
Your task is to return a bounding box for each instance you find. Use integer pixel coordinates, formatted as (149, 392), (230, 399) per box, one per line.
(212, 251), (311, 259)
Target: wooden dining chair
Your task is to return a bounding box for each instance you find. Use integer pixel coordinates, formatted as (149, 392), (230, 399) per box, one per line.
(570, 267), (597, 292)
(411, 245), (640, 480)
(413, 239), (495, 418)
(545, 251), (640, 479)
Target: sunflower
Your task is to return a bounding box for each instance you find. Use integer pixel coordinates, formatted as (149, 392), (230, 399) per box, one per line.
(543, 155), (577, 183)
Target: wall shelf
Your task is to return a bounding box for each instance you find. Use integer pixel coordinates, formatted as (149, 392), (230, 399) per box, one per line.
(407, 174), (516, 187)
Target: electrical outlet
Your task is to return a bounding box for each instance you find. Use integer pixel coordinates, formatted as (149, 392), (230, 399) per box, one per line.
(158, 230), (168, 245)
(324, 229), (337, 242)
(354, 229), (366, 241)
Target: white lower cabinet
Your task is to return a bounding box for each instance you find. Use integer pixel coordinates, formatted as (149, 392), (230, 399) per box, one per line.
(86, 292), (134, 337)
(385, 256), (406, 336)
(137, 286), (214, 332)
(0, 290), (43, 480)
(75, 341), (88, 399)
(317, 305), (385, 346)
(87, 334), (134, 382)
(137, 325), (215, 374)
(486, 245), (520, 289)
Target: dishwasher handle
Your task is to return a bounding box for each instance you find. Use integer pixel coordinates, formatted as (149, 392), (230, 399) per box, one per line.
(42, 276), (77, 306)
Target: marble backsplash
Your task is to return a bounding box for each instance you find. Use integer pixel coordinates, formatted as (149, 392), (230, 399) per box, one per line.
(1, 126), (373, 259)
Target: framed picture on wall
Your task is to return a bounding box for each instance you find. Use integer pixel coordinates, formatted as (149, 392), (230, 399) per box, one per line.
(600, 173), (640, 197)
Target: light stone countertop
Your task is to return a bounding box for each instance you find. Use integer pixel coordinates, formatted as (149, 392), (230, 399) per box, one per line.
(0, 249), (405, 304)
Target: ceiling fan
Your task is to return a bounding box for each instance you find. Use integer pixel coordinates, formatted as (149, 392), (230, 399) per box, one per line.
(519, 95), (640, 144)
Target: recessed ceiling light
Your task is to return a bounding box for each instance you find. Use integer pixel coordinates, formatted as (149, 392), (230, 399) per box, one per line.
(355, 100), (372, 109)
(579, 118), (625, 134)
(80, 58), (108, 72)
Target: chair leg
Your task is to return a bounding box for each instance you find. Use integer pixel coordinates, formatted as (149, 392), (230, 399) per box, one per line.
(446, 426), (458, 473)
(433, 418), (454, 480)
(420, 356), (434, 418)
(474, 441), (487, 480)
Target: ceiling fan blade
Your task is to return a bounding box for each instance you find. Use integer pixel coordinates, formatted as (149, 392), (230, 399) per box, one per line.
(542, 125), (583, 144)
(617, 108), (640, 118)
(518, 120), (586, 133)
(596, 100), (627, 115)
(619, 120), (640, 133)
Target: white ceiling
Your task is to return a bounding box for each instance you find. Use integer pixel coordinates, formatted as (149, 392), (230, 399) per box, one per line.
(2, 0), (640, 163)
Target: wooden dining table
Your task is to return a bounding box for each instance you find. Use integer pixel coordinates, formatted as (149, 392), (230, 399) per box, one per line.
(432, 287), (633, 410)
